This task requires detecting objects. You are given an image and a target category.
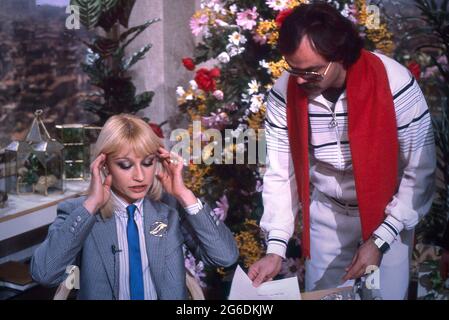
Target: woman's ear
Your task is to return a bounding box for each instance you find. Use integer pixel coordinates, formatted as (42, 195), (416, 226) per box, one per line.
(102, 165), (110, 176)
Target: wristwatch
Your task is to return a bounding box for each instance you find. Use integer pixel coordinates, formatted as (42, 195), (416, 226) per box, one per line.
(372, 235), (390, 254)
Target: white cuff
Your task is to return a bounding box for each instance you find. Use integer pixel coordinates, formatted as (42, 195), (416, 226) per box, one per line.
(266, 230), (290, 259)
(184, 198), (203, 215)
(373, 215), (404, 246)
(266, 242), (287, 259)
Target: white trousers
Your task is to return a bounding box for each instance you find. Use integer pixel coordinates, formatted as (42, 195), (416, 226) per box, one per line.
(305, 189), (413, 300)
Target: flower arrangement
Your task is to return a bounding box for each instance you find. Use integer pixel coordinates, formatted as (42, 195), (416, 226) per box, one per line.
(178, 0), (394, 295)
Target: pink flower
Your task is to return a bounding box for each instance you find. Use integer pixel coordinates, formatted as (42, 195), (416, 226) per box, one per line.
(255, 180), (263, 193)
(184, 252), (207, 287)
(236, 7), (259, 30)
(252, 33), (267, 45)
(190, 14), (209, 36)
(201, 112), (229, 130)
(213, 90), (224, 100)
(213, 195), (229, 221)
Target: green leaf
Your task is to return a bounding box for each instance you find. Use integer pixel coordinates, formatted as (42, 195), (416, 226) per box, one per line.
(81, 100), (104, 112)
(71, 0), (103, 30)
(133, 91), (155, 111)
(117, 0), (136, 28)
(92, 37), (119, 58)
(122, 44), (152, 71)
(101, 0), (118, 12)
(119, 18), (161, 52)
(81, 62), (104, 85)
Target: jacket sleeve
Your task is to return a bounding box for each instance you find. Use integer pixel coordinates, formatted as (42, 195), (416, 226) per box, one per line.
(374, 77), (436, 245)
(178, 203), (239, 268)
(30, 198), (97, 287)
(260, 76), (301, 259)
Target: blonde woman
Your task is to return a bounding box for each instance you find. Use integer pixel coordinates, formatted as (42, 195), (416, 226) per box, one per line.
(31, 114), (238, 300)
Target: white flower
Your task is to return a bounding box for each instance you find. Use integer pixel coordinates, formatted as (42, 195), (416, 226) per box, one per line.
(185, 94), (194, 101)
(217, 52), (231, 64)
(176, 86), (185, 97)
(241, 92), (250, 103)
(229, 4), (238, 14)
(213, 90), (224, 100)
(266, 0), (289, 11)
(215, 19), (229, 27)
(247, 80), (260, 95)
(226, 44), (245, 57)
(189, 80), (198, 90)
(250, 94), (265, 113)
(236, 143), (245, 154)
(228, 31), (247, 46)
(259, 59), (270, 69)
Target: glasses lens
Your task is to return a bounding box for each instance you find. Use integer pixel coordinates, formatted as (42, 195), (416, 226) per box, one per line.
(286, 69), (323, 82)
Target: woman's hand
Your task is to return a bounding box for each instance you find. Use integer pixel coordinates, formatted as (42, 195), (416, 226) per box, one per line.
(83, 153), (112, 215)
(156, 147), (196, 207)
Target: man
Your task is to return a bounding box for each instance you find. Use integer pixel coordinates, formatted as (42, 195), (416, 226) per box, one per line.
(248, 2), (436, 300)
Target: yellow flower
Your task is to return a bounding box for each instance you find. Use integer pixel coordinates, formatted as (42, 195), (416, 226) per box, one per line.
(247, 104), (267, 132)
(268, 58), (289, 79)
(234, 219), (265, 268)
(287, 0), (308, 8)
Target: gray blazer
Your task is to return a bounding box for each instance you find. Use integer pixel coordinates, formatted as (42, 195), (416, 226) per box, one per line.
(31, 196), (238, 300)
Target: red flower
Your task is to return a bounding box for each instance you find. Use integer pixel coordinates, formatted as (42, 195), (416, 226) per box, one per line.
(148, 122), (164, 138)
(407, 61), (421, 80)
(182, 57), (195, 71)
(209, 67), (221, 78)
(275, 8), (294, 29)
(194, 67), (221, 92)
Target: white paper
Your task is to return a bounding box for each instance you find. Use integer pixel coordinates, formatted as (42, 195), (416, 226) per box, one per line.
(228, 265), (301, 300)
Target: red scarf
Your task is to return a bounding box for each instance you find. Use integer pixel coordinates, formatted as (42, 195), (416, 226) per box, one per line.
(286, 50), (399, 259)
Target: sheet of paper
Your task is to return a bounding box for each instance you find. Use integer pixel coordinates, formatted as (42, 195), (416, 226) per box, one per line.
(228, 265), (301, 300)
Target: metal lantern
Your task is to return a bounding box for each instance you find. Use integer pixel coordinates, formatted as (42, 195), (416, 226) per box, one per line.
(4, 109), (64, 196)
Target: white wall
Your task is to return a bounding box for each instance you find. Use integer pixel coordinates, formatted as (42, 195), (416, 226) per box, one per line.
(126, 0), (200, 137)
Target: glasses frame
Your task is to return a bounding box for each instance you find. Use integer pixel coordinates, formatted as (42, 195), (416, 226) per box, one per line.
(285, 61), (333, 82)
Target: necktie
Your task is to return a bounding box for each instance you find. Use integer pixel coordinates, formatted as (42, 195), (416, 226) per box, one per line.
(126, 204), (145, 300)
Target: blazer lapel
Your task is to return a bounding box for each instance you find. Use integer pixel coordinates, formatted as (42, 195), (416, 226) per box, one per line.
(91, 214), (120, 299)
(143, 198), (168, 297)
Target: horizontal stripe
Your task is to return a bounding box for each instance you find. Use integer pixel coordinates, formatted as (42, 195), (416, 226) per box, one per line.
(393, 77), (415, 100)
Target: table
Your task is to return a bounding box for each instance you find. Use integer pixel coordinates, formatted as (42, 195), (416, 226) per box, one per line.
(0, 181), (89, 242)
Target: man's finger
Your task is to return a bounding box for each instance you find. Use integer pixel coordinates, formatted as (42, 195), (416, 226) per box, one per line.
(248, 265), (259, 281)
(345, 252), (358, 272)
(342, 260), (362, 282)
(253, 271), (267, 288)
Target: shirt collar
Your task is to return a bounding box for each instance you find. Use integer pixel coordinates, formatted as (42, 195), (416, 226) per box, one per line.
(111, 190), (144, 219)
(310, 90), (347, 108)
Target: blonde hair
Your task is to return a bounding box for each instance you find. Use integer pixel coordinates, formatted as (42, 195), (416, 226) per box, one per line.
(92, 114), (164, 218)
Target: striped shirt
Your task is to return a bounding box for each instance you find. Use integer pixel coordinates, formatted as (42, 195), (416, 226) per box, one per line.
(261, 52), (436, 258)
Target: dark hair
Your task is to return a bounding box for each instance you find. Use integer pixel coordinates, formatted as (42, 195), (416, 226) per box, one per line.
(278, 2), (364, 68)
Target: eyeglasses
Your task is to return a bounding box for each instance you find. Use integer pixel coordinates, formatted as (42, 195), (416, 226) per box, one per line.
(285, 61), (333, 82)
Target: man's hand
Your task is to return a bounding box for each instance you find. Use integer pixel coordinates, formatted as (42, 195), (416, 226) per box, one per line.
(440, 249), (449, 281)
(248, 253), (283, 287)
(342, 238), (382, 282)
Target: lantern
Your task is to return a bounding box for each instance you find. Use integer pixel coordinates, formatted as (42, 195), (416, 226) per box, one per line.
(4, 110), (64, 196)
